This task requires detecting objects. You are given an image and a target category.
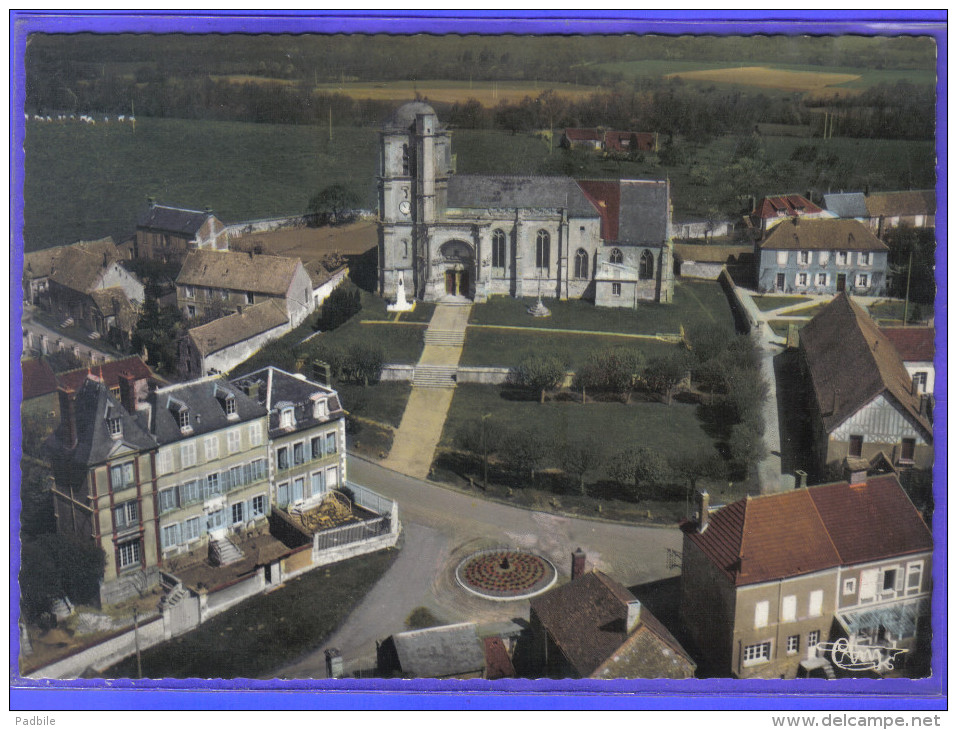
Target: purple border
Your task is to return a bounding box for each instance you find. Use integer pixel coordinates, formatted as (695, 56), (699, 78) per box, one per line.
(9, 10), (946, 711)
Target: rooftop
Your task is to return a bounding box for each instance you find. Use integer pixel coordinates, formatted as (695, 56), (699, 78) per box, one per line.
(392, 622), (486, 678)
(753, 194), (823, 220)
(187, 300), (289, 356)
(177, 249), (303, 296)
(879, 326), (936, 363)
(137, 204), (216, 236)
(151, 376), (267, 445)
(24, 237), (118, 281)
(864, 190), (936, 218)
(231, 366), (344, 435)
(447, 174), (598, 218)
(823, 192), (869, 219)
(759, 218), (889, 252)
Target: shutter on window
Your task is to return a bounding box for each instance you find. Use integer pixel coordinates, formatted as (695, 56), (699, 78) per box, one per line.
(895, 569), (905, 592)
(860, 569), (878, 600)
(755, 601), (769, 628)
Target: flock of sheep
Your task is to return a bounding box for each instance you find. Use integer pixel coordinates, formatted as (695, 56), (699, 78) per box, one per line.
(25, 113), (135, 125)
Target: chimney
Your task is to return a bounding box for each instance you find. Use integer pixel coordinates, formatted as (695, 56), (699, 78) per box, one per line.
(325, 648), (344, 679)
(312, 359), (332, 386)
(805, 190), (813, 203)
(794, 470), (808, 490)
(204, 205), (212, 215)
(118, 373), (138, 413)
(58, 387), (78, 449)
(571, 547), (586, 580)
(246, 381), (260, 402)
(696, 490), (710, 532)
(626, 599), (642, 633)
(864, 183), (870, 197)
(147, 196), (156, 208)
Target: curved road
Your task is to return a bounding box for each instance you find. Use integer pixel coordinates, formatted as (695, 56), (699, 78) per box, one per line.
(268, 455), (683, 678)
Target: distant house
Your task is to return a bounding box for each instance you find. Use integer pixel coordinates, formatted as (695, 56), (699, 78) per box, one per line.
(46, 246), (145, 346)
(177, 300), (290, 379)
(822, 192), (869, 222)
(176, 249), (315, 327)
(376, 623), (514, 679)
(528, 565), (695, 679)
(880, 326), (935, 397)
(680, 475), (932, 679)
(561, 128), (656, 155)
(799, 293), (933, 477)
(561, 127), (604, 150)
(134, 201), (229, 263)
(23, 237), (120, 306)
(672, 219), (735, 241)
(755, 218), (889, 296)
(863, 190), (936, 236)
(674, 243), (752, 280)
(749, 194), (834, 237)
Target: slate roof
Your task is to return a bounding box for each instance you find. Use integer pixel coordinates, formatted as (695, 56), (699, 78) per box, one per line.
(530, 571), (694, 678)
(681, 475), (932, 587)
(137, 204), (214, 237)
(759, 218), (889, 252)
(24, 237), (117, 281)
(823, 192), (869, 219)
(53, 376), (157, 467)
(187, 301), (289, 356)
(392, 623), (486, 678)
(21, 358), (58, 401)
(577, 179), (670, 245)
(864, 190), (936, 218)
(799, 293), (931, 437)
(231, 366), (344, 435)
(447, 175), (599, 218)
(880, 327), (935, 363)
(753, 194), (823, 220)
(150, 377), (266, 446)
(177, 250), (302, 296)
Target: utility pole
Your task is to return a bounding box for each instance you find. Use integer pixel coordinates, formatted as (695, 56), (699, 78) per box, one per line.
(329, 106), (333, 142)
(481, 413), (491, 490)
(134, 608), (142, 679)
(902, 247), (913, 324)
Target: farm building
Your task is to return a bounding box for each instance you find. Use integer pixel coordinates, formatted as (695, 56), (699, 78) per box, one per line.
(134, 201), (229, 264)
(824, 190), (936, 235)
(23, 236), (122, 306)
(378, 102), (673, 308)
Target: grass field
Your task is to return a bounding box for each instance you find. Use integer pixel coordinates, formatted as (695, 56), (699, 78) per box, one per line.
(310, 79), (596, 106)
(666, 66), (860, 92)
(752, 295), (813, 312)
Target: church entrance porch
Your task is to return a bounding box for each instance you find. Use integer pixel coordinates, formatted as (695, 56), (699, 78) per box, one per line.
(431, 239), (475, 302)
(445, 269), (469, 297)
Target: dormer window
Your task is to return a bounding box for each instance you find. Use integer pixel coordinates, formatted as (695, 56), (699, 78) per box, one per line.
(280, 407), (295, 429)
(225, 394), (236, 417)
(313, 398), (328, 419)
(178, 408), (191, 432)
(108, 417), (122, 439)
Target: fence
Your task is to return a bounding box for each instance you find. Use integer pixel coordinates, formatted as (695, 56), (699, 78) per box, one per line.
(345, 480), (394, 516)
(314, 516), (392, 552)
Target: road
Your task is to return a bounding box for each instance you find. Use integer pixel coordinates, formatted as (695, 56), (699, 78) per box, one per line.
(268, 455), (684, 678)
(21, 306), (117, 364)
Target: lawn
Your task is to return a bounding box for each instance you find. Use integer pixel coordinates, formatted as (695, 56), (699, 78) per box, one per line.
(334, 381), (412, 429)
(867, 299), (928, 325)
(752, 295), (813, 312)
(101, 547), (397, 679)
(439, 383), (723, 468)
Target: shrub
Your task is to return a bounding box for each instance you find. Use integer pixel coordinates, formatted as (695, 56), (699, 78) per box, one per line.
(512, 353), (566, 404)
(20, 534), (106, 620)
(316, 285), (362, 332)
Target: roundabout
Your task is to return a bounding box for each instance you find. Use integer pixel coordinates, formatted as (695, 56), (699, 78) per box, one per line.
(454, 549), (557, 601)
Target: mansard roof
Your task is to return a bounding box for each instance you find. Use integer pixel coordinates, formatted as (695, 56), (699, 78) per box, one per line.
(231, 366), (344, 436)
(150, 377), (266, 445)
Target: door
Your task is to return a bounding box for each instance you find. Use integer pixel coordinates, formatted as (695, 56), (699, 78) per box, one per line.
(446, 270), (456, 295)
(836, 274), (846, 292)
(776, 273), (786, 291)
(459, 269), (469, 297)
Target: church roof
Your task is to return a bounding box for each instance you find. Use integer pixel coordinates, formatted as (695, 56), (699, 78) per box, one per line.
(577, 179), (671, 245)
(384, 101), (438, 131)
(447, 175), (598, 217)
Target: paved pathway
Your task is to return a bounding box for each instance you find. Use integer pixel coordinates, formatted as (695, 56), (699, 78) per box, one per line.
(381, 303), (471, 479)
(267, 456), (683, 678)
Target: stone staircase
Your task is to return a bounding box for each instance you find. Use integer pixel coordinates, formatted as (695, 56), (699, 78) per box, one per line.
(424, 328), (466, 347)
(412, 364), (458, 389)
(160, 582), (190, 609)
(209, 537), (243, 566)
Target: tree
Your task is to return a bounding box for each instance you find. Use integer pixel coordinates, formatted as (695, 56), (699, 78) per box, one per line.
(19, 460), (56, 537)
(501, 428), (549, 484)
(728, 422), (767, 477)
(574, 347), (646, 403)
(608, 447), (672, 501)
(455, 414), (503, 490)
(645, 350), (691, 405)
(308, 183), (360, 226)
(512, 353), (566, 404)
(131, 293), (184, 374)
(561, 436), (604, 496)
(345, 342), (384, 386)
(20, 534), (106, 621)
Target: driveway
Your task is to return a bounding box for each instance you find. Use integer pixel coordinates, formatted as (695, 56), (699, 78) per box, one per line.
(267, 456), (684, 678)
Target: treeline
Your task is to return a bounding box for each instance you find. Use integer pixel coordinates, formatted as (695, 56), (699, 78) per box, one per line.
(805, 82), (936, 140)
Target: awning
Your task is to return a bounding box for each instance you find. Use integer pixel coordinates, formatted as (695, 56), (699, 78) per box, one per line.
(837, 598), (929, 639)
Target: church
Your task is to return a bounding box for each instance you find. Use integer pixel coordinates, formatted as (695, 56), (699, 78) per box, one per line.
(377, 102), (674, 308)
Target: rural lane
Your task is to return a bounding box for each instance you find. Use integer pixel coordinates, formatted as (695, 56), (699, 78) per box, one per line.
(268, 455), (683, 678)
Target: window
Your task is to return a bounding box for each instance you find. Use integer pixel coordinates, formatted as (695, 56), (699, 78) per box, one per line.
(251, 495), (266, 518)
(402, 144), (410, 176)
(206, 473), (221, 496)
(184, 517), (202, 542)
(227, 465), (243, 491)
(754, 600), (769, 628)
(311, 436), (323, 460)
(292, 477), (305, 503)
(293, 442), (305, 466)
(326, 432), (338, 455)
(224, 395), (236, 417)
(181, 479), (202, 505)
(743, 641), (771, 666)
(231, 502), (245, 525)
(882, 568), (899, 593)
(245, 291), (255, 305)
(639, 249), (654, 280)
(860, 569), (879, 601)
(181, 442), (197, 468)
(277, 446), (289, 471)
(797, 272), (808, 287)
(178, 409), (190, 430)
(837, 251), (848, 266)
(808, 630), (821, 652)
(787, 635), (800, 655)
(281, 408), (295, 428)
(818, 251), (829, 265)
(158, 487), (179, 513)
(809, 589), (823, 617)
(900, 438), (916, 463)
(535, 230), (550, 269)
(204, 437), (219, 461)
(913, 372), (928, 394)
(157, 449), (174, 475)
(114, 501), (138, 531)
(207, 509), (225, 531)
(843, 578), (857, 596)
(906, 562), (923, 595)
(781, 595), (797, 622)
(799, 250), (810, 265)
(326, 465), (339, 489)
(859, 251), (871, 265)
(816, 273), (827, 287)
(220, 288), (229, 301)
(117, 540), (141, 569)
(184, 285), (195, 299)
(107, 417), (122, 438)
(162, 523), (181, 550)
(574, 248), (589, 279)
(610, 248), (623, 265)
(612, 282), (622, 297)
(227, 429), (241, 454)
(402, 240), (409, 258)
(249, 422), (263, 446)
(277, 482), (289, 507)
(311, 470), (325, 496)
(848, 435), (863, 458)
(313, 399), (328, 420)
(857, 273), (869, 288)
(776, 250), (788, 266)
(110, 462), (135, 489)
(492, 229), (506, 268)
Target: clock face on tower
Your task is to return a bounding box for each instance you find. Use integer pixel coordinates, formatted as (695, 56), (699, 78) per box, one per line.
(399, 200), (411, 216)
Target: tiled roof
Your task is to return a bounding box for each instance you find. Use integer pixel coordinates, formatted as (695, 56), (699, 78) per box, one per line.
(759, 218), (888, 252)
(879, 326), (935, 363)
(48, 247), (112, 293)
(187, 300), (289, 356)
(576, 180), (620, 239)
(392, 623), (485, 678)
(137, 204), (214, 236)
(89, 287), (138, 332)
(823, 192), (869, 219)
(799, 293), (931, 437)
(24, 237), (117, 281)
(232, 366), (344, 435)
(603, 130), (655, 153)
(563, 127), (603, 142)
(150, 377), (266, 446)
(682, 475), (931, 587)
(447, 175), (598, 218)
(530, 570), (692, 678)
(576, 179), (671, 245)
(592, 624), (695, 679)
(754, 194), (823, 220)
(21, 358), (58, 401)
(57, 356), (154, 393)
(864, 190), (936, 218)
(303, 260), (345, 289)
(177, 250), (303, 296)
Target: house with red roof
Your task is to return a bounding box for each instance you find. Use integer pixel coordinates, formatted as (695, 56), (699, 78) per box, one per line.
(680, 474), (932, 679)
(749, 193), (835, 237)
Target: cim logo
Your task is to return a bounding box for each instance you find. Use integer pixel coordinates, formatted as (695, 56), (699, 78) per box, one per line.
(815, 637), (908, 673)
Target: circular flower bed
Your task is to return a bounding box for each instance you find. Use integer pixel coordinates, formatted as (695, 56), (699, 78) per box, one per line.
(455, 549), (557, 601)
